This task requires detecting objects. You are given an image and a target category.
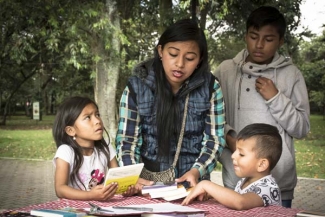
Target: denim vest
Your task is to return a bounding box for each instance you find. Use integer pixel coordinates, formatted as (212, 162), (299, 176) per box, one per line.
(128, 66), (214, 178)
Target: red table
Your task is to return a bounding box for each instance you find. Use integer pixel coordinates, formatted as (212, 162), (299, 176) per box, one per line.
(3, 195), (302, 217)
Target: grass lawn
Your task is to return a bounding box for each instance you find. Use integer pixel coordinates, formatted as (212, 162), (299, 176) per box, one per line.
(0, 114), (324, 179)
(295, 115), (325, 179)
(0, 115), (56, 160)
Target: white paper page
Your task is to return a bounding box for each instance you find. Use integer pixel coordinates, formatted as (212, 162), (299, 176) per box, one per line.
(106, 163), (144, 179)
(84, 202), (205, 215)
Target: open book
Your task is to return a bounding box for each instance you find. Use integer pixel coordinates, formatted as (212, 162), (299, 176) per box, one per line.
(104, 163), (144, 194)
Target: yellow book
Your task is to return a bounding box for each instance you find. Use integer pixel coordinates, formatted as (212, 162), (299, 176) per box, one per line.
(104, 163), (144, 194)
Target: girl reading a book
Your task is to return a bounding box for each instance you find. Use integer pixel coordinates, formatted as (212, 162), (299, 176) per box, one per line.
(52, 96), (135, 200)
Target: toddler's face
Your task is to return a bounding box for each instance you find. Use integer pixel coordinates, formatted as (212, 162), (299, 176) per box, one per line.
(231, 137), (259, 178)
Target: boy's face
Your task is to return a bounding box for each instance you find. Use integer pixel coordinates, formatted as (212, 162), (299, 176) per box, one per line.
(245, 25), (284, 64)
(231, 137), (261, 178)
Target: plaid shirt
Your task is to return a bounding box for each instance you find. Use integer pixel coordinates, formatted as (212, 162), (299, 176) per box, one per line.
(116, 71), (225, 178)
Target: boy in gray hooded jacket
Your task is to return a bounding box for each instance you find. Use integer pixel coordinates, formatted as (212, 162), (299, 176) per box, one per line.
(214, 6), (310, 208)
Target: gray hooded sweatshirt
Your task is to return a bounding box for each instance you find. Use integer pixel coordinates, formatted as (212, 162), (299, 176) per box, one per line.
(214, 49), (310, 200)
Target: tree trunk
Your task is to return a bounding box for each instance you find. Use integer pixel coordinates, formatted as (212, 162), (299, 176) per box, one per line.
(94, 0), (120, 143)
(159, 0), (173, 34)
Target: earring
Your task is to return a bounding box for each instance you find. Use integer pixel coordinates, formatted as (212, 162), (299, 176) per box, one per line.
(73, 136), (76, 140)
(159, 56), (162, 60)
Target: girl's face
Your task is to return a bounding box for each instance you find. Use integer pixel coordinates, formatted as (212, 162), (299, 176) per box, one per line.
(231, 138), (261, 179)
(158, 40), (200, 94)
(67, 103), (103, 150)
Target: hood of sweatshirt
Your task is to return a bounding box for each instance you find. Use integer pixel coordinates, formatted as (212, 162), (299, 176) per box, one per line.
(233, 49), (293, 84)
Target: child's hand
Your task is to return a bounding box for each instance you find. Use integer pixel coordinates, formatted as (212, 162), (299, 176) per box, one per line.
(181, 181), (207, 205)
(89, 183), (118, 201)
(135, 178), (155, 195)
(122, 185), (138, 197)
(255, 77), (278, 100)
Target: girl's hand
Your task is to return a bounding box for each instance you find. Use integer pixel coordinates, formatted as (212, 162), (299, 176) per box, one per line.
(135, 178), (155, 194)
(89, 183), (118, 201)
(122, 185), (138, 197)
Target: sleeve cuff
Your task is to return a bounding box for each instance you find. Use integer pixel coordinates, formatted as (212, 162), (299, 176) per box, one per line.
(266, 90), (280, 104)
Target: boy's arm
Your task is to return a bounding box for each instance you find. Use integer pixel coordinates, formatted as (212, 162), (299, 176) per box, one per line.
(116, 86), (142, 166)
(182, 180), (264, 210)
(266, 72), (310, 139)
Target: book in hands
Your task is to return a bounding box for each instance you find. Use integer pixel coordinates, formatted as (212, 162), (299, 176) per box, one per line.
(104, 163), (144, 194)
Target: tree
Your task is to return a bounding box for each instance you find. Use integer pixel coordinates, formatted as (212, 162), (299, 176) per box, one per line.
(0, 0), (308, 131)
(299, 33), (325, 116)
(94, 0), (121, 139)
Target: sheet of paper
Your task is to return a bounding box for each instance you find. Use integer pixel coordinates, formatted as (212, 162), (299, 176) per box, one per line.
(84, 202), (205, 215)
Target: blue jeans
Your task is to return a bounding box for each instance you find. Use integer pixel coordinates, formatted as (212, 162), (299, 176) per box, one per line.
(282, 200), (292, 208)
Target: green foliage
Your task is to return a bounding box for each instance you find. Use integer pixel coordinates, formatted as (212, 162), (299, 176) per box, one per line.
(0, 0), (318, 122)
(298, 33), (325, 114)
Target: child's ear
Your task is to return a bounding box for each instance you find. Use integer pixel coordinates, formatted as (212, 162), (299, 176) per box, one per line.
(65, 126), (75, 137)
(257, 158), (269, 173)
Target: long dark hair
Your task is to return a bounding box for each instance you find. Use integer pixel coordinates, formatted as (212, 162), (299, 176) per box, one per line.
(52, 96), (111, 190)
(153, 19), (210, 157)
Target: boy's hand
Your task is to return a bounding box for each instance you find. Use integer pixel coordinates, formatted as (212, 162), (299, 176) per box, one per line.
(181, 181), (207, 205)
(89, 183), (118, 201)
(255, 77), (278, 100)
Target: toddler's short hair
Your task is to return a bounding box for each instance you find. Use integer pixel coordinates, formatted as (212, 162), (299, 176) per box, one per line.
(237, 123), (282, 171)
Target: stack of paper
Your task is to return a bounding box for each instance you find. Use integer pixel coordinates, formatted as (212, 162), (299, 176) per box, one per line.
(142, 182), (191, 201)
